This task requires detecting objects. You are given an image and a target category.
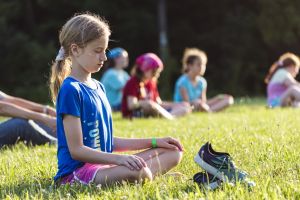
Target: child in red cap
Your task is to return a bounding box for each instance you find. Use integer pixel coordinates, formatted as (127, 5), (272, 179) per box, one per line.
(121, 53), (191, 119)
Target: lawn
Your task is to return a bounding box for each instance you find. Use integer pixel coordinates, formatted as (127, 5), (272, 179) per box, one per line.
(0, 98), (299, 199)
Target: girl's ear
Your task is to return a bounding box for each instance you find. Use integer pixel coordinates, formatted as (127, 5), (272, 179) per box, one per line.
(70, 43), (82, 57)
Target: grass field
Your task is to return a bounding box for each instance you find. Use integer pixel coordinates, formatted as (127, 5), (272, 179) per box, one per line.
(0, 98), (299, 199)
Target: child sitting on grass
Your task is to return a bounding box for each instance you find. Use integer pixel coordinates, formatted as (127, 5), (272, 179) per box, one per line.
(265, 52), (300, 108)
(100, 47), (130, 111)
(121, 53), (191, 119)
(49, 13), (183, 186)
(174, 48), (234, 112)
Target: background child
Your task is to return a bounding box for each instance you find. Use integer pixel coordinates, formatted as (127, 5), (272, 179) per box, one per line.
(174, 48), (234, 112)
(49, 13), (183, 186)
(100, 47), (130, 111)
(265, 52), (300, 107)
(0, 90), (56, 148)
(121, 53), (191, 119)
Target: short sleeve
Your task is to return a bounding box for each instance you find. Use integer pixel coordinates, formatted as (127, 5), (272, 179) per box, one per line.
(176, 76), (188, 90)
(271, 69), (292, 84)
(199, 77), (207, 89)
(124, 79), (139, 98)
(57, 83), (81, 117)
(124, 71), (130, 81)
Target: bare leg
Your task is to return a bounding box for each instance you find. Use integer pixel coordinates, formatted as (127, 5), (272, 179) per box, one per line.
(280, 85), (300, 106)
(94, 148), (182, 186)
(134, 148), (183, 177)
(207, 94), (234, 112)
(161, 102), (191, 117)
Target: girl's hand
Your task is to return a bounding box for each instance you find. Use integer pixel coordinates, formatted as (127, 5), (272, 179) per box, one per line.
(41, 114), (56, 132)
(139, 100), (157, 112)
(46, 106), (56, 117)
(117, 155), (147, 171)
(192, 100), (210, 112)
(156, 137), (183, 151)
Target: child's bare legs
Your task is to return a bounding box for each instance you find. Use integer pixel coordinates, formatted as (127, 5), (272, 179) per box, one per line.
(280, 85), (300, 106)
(161, 102), (192, 117)
(207, 94), (234, 112)
(94, 148), (182, 186)
(141, 101), (190, 118)
(139, 100), (162, 117)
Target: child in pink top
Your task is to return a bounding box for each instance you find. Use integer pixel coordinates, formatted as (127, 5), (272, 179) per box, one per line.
(265, 52), (300, 107)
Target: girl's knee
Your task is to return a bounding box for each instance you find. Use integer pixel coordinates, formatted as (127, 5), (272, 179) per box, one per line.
(227, 95), (234, 105)
(164, 149), (183, 167)
(172, 150), (183, 166)
(130, 167), (153, 182)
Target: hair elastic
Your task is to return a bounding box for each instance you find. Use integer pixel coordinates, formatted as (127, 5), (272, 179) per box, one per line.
(55, 47), (65, 61)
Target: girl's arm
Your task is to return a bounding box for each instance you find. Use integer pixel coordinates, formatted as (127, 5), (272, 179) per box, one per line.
(156, 96), (162, 105)
(63, 115), (146, 170)
(0, 101), (56, 132)
(114, 137), (183, 152)
(1, 93), (56, 117)
(284, 75), (300, 87)
(200, 88), (207, 103)
(179, 87), (190, 102)
(192, 88), (210, 112)
(127, 96), (141, 110)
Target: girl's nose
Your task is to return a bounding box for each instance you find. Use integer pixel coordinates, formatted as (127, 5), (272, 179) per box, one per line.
(100, 53), (107, 62)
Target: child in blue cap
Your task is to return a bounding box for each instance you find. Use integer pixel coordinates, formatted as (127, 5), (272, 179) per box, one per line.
(101, 47), (130, 111)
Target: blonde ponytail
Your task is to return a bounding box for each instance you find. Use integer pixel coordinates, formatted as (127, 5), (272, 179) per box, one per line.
(49, 58), (71, 103)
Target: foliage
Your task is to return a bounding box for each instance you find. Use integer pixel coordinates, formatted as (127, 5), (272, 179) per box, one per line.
(1, 0), (300, 102)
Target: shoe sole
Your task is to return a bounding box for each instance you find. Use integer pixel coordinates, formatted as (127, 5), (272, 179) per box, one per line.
(193, 172), (221, 190)
(194, 153), (227, 182)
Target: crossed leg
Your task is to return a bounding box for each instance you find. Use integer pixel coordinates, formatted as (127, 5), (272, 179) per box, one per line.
(94, 148), (182, 186)
(207, 94), (234, 112)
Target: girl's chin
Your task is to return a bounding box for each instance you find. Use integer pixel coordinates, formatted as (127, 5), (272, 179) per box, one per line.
(95, 66), (103, 72)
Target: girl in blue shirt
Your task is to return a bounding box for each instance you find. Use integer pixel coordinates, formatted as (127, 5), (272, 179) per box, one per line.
(49, 13), (183, 186)
(174, 48), (234, 112)
(100, 47), (130, 111)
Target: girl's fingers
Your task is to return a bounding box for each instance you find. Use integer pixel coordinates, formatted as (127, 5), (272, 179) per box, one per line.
(163, 142), (179, 150)
(167, 138), (183, 151)
(171, 139), (183, 151)
(128, 159), (140, 170)
(136, 156), (147, 167)
(125, 161), (134, 170)
(134, 157), (144, 169)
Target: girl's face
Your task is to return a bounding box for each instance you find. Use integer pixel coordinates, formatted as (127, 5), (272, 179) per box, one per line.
(143, 68), (162, 81)
(188, 58), (206, 76)
(115, 51), (129, 69)
(287, 65), (300, 78)
(72, 36), (109, 73)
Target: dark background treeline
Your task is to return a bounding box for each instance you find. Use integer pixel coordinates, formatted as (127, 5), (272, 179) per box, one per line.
(1, 0), (300, 103)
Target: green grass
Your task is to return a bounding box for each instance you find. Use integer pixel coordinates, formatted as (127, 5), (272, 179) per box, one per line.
(1, 99), (300, 199)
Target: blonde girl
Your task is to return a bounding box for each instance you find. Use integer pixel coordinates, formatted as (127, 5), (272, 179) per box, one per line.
(49, 13), (182, 186)
(174, 48), (234, 112)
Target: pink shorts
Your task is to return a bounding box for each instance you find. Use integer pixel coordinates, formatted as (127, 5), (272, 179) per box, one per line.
(60, 163), (113, 185)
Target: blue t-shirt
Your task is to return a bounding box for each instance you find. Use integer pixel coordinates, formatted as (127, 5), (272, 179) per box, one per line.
(173, 74), (207, 102)
(54, 77), (113, 181)
(100, 68), (130, 107)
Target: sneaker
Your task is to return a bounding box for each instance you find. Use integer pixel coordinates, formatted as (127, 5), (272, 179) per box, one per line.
(193, 171), (222, 190)
(194, 142), (248, 183)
